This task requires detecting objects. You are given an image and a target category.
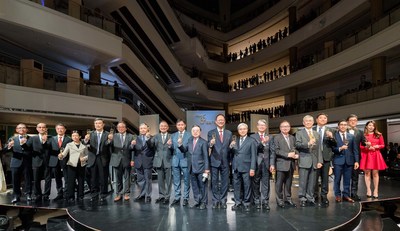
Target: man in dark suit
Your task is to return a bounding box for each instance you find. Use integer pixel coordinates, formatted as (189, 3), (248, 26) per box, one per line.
(7, 123), (32, 203)
(178, 125), (210, 210)
(332, 120), (360, 203)
(208, 114), (232, 209)
(170, 119), (191, 206)
(25, 123), (49, 202)
(313, 113), (336, 205)
(347, 114), (366, 201)
(84, 118), (112, 202)
(153, 121), (173, 204)
(230, 123), (256, 212)
(132, 123), (155, 203)
(250, 119), (275, 210)
(46, 123), (72, 201)
(273, 121), (298, 208)
(110, 121), (134, 202)
(295, 115), (323, 207)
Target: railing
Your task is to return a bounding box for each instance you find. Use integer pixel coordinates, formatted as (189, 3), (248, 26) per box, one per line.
(29, 0), (121, 36)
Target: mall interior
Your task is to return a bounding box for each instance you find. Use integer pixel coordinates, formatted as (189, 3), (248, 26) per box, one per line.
(1, 0), (400, 230)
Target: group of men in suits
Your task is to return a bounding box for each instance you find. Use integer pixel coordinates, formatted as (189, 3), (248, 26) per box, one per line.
(5, 112), (365, 210)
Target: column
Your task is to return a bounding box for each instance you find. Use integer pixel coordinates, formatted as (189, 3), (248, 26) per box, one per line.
(89, 65), (101, 84)
(289, 47), (298, 72)
(370, 0), (383, 23)
(371, 56), (386, 85)
(288, 6), (297, 33)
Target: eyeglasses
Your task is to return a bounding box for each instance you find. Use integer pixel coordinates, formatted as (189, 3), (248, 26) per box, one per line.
(16, 127), (26, 129)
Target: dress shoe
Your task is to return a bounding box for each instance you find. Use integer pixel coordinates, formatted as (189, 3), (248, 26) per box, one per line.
(300, 201), (307, 207)
(163, 198), (170, 204)
(145, 197), (151, 203)
(155, 198), (164, 203)
(43, 195), (50, 201)
(352, 195), (361, 201)
(34, 196), (42, 202)
(191, 202), (200, 208)
(244, 205), (251, 212)
(220, 203), (227, 209)
(114, 195), (122, 202)
(77, 197), (84, 202)
(99, 196), (106, 202)
(90, 196), (99, 202)
(182, 199), (189, 206)
(170, 199), (180, 206)
(11, 197), (20, 203)
(307, 201), (317, 206)
(372, 195), (379, 199)
(335, 196), (342, 202)
(199, 203), (206, 210)
(231, 204), (242, 211)
(277, 202), (285, 208)
(321, 197), (329, 205)
(68, 198), (75, 203)
(53, 195), (64, 201)
(263, 204), (270, 210)
(343, 197), (355, 203)
(212, 202), (220, 209)
(124, 195), (130, 201)
(255, 204), (262, 209)
(285, 200), (296, 207)
(26, 194), (32, 201)
(134, 196), (145, 202)
(366, 195), (372, 198)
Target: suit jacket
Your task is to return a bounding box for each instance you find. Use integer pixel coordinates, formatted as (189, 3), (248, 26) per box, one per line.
(313, 126), (336, 162)
(152, 133), (173, 168)
(171, 131), (190, 167)
(26, 135), (48, 168)
(47, 135), (72, 168)
(178, 137), (209, 174)
(110, 133), (134, 168)
(231, 136), (256, 173)
(272, 133), (297, 172)
(295, 129), (322, 169)
(8, 135), (32, 168)
(332, 132), (359, 165)
(208, 128), (232, 168)
(133, 135), (155, 169)
(347, 127), (366, 158)
(250, 133), (275, 168)
(61, 142), (88, 167)
(85, 131), (111, 168)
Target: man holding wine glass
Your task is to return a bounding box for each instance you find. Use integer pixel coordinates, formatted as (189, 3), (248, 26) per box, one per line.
(332, 120), (359, 203)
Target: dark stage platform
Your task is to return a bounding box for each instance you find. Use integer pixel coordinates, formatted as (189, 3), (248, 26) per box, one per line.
(1, 176), (400, 231)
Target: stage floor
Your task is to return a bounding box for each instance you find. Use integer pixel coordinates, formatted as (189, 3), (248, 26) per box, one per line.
(1, 175), (399, 231)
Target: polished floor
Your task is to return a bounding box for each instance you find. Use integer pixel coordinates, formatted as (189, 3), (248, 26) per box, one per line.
(1, 175), (400, 231)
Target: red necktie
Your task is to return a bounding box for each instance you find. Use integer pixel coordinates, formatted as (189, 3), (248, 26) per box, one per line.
(260, 134), (264, 141)
(58, 137), (62, 148)
(219, 130), (223, 143)
(193, 138), (197, 151)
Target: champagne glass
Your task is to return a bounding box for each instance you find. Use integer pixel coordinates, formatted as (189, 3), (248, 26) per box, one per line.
(343, 138), (349, 146)
(132, 134), (137, 141)
(109, 128), (114, 134)
(232, 135), (237, 141)
(60, 147), (64, 154)
(212, 132), (216, 140)
(178, 133), (183, 139)
(86, 129), (92, 135)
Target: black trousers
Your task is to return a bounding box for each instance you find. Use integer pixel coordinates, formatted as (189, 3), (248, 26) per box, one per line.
(11, 159), (32, 197)
(67, 163), (85, 199)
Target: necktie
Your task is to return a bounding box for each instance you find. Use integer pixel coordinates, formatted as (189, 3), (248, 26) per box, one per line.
(239, 137), (244, 147)
(260, 134), (264, 141)
(342, 133), (346, 142)
(142, 135), (146, 145)
(58, 136), (62, 148)
(121, 134), (125, 145)
(219, 130), (223, 143)
(308, 130), (314, 139)
(285, 135), (291, 149)
(97, 133), (101, 154)
(318, 127), (323, 145)
(162, 134), (165, 143)
(193, 138), (197, 151)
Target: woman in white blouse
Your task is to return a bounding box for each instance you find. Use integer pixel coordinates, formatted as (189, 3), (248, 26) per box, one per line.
(59, 130), (88, 202)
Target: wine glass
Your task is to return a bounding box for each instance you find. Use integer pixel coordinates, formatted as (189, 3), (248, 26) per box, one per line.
(212, 132), (216, 140)
(60, 147), (64, 154)
(109, 128), (114, 134)
(343, 138), (349, 146)
(232, 135), (237, 141)
(132, 134), (137, 141)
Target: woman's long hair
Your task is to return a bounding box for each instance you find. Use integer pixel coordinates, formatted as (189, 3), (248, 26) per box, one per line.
(364, 120), (381, 138)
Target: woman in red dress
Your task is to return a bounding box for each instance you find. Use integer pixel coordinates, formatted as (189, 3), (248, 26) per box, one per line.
(359, 120), (387, 198)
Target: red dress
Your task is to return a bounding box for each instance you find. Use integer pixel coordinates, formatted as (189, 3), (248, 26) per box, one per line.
(359, 133), (387, 170)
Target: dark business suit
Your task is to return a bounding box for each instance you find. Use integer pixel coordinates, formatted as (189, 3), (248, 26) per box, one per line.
(85, 131), (111, 198)
(8, 135), (32, 199)
(295, 129), (322, 203)
(171, 131), (191, 201)
(208, 128), (232, 206)
(231, 136), (256, 206)
(313, 126), (336, 201)
(152, 133), (173, 200)
(332, 132), (359, 198)
(273, 133), (297, 205)
(179, 137), (210, 205)
(110, 132), (133, 197)
(347, 127), (365, 198)
(25, 135), (48, 199)
(46, 135), (72, 198)
(249, 133), (275, 205)
(133, 135), (155, 199)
